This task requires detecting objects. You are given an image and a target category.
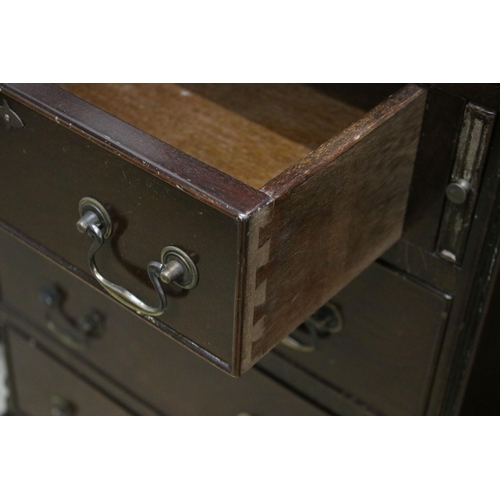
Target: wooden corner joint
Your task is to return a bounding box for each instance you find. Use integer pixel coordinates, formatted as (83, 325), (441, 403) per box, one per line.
(240, 204), (273, 373)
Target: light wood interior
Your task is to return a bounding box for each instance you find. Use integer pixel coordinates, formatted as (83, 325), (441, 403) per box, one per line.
(58, 83), (366, 188)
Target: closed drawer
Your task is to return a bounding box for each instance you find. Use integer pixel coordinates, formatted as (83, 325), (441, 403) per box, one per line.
(276, 263), (452, 415)
(5, 326), (131, 416)
(0, 229), (326, 415)
(0, 83), (427, 374)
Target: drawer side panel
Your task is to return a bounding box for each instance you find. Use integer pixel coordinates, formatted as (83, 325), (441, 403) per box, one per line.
(243, 86), (427, 370)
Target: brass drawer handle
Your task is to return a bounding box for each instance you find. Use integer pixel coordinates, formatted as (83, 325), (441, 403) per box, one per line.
(281, 303), (343, 353)
(76, 197), (198, 317)
(281, 319), (318, 353)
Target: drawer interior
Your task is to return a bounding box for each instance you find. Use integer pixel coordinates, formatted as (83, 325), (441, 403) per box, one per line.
(57, 83), (402, 189)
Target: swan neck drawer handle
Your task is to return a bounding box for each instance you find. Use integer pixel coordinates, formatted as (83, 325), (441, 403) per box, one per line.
(76, 197), (198, 317)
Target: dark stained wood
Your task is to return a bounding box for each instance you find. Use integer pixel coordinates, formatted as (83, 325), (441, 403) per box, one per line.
(6, 327), (132, 416)
(307, 83), (406, 111)
(381, 91), (485, 294)
(461, 260), (500, 415)
(0, 83), (427, 376)
(1, 310), (160, 416)
(5, 316), (327, 416)
(240, 85), (427, 370)
(0, 237), (327, 415)
(58, 83), (312, 189)
(426, 110), (500, 415)
(436, 103), (496, 263)
(0, 83), (269, 216)
(440, 202), (500, 414)
(256, 352), (376, 416)
(402, 86), (466, 250)
(180, 83), (366, 149)
(434, 84), (500, 110)
(0, 100), (242, 370)
(274, 263), (452, 416)
(381, 240), (459, 296)
(0, 228), (327, 415)
(3, 83), (500, 417)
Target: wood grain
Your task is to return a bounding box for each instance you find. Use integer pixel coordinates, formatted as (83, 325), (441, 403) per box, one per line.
(58, 83), (312, 188)
(2, 83), (270, 218)
(2, 83), (427, 377)
(241, 85), (427, 371)
(180, 83), (366, 149)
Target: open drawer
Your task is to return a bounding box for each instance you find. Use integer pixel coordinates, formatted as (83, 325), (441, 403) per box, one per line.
(0, 83), (426, 375)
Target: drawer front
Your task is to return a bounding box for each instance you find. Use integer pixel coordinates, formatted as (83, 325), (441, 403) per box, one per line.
(276, 263), (452, 415)
(0, 91), (249, 372)
(5, 326), (131, 416)
(0, 229), (326, 415)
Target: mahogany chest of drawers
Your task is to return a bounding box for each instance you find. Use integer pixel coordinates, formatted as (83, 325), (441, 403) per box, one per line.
(1, 83), (499, 415)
